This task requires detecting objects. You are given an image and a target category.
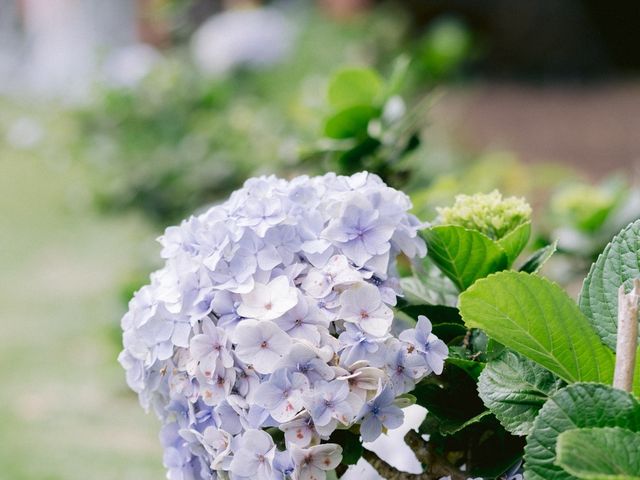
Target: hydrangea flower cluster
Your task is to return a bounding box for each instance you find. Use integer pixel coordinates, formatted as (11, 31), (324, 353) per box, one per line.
(119, 172), (448, 480)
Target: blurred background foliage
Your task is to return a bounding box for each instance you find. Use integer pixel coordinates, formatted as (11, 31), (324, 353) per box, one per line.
(75, 5), (410, 223)
(1, 0), (639, 479)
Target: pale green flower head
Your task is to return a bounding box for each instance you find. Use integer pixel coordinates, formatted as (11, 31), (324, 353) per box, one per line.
(550, 183), (617, 233)
(437, 190), (532, 240)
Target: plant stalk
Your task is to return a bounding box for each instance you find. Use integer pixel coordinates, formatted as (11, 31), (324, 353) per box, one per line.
(359, 431), (466, 480)
(613, 279), (640, 392)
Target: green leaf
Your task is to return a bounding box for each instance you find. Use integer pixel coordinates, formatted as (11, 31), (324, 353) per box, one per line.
(447, 357), (485, 380)
(478, 350), (564, 436)
(459, 271), (616, 385)
(399, 274), (458, 306)
(519, 240), (558, 273)
(400, 304), (463, 325)
(432, 322), (467, 344)
(423, 225), (509, 291)
(327, 68), (383, 109)
(400, 276), (438, 305)
(323, 105), (378, 139)
(556, 427), (640, 480)
(395, 393), (416, 408)
(497, 221), (531, 265)
(524, 383), (640, 480)
(438, 410), (493, 435)
(579, 219), (640, 350)
(486, 338), (507, 361)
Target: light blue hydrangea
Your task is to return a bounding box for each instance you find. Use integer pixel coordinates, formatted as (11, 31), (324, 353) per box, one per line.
(254, 368), (309, 423)
(357, 383), (405, 442)
(399, 315), (449, 375)
(229, 429), (276, 479)
(119, 172), (446, 480)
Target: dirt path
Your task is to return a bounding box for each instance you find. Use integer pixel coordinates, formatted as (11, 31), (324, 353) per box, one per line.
(432, 81), (640, 179)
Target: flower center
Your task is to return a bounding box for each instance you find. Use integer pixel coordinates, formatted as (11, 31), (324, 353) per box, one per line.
(260, 341), (269, 349)
(360, 309), (370, 320)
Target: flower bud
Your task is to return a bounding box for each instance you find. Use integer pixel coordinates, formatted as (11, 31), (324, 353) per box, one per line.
(437, 190), (532, 240)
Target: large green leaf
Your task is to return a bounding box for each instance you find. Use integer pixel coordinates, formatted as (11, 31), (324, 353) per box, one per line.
(327, 68), (383, 109)
(556, 427), (640, 480)
(478, 351), (564, 436)
(524, 383), (640, 480)
(579, 219), (640, 350)
(459, 271), (616, 385)
(423, 225), (508, 291)
(497, 221), (531, 266)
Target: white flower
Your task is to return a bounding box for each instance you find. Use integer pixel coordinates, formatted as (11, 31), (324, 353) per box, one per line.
(238, 275), (298, 320)
(189, 317), (233, 377)
(291, 444), (342, 480)
(339, 283), (393, 337)
(233, 319), (291, 374)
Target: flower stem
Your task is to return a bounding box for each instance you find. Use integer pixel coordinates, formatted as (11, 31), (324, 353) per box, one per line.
(358, 431), (465, 480)
(613, 279), (640, 392)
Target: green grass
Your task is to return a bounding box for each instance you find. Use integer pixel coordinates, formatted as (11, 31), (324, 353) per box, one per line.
(0, 107), (165, 479)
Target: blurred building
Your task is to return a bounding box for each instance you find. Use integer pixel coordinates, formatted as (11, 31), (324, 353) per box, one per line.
(398, 0), (640, 79)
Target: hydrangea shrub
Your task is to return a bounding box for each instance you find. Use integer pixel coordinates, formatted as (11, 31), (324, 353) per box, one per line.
(121, 171), (640, 479)
(119, 172), (447, 480)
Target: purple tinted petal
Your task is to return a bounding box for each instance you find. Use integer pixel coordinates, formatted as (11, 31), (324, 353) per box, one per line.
(360, 414), (383, 442)
(378, 405), (404, 430)
(254, 382), (286, 410)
